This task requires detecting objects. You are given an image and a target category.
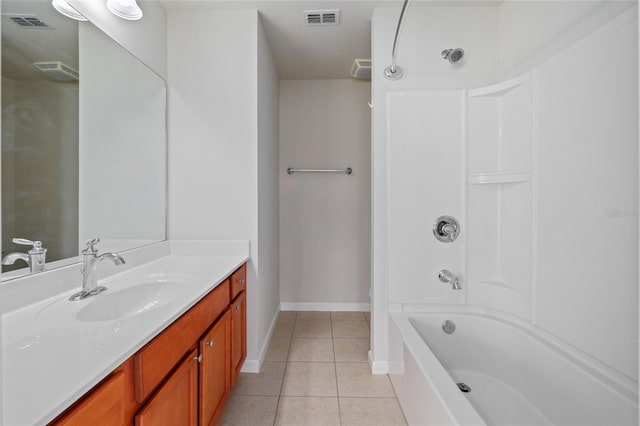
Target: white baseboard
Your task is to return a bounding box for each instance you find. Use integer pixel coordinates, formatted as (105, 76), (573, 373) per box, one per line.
(280, 302), (370, 312)
(240, 306), (280, 374)
(368, 350), (389, 375)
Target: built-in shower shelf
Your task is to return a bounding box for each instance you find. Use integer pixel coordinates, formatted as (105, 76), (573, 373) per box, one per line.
(467, 170), (531, 184)
(473, 280), (519, 291)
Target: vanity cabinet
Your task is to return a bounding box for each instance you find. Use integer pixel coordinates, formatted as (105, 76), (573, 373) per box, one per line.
(135, 349), (199, 426)
(49, 263), (247, 426)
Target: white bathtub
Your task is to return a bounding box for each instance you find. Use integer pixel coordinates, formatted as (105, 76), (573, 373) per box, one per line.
(389, 309), (638, 426)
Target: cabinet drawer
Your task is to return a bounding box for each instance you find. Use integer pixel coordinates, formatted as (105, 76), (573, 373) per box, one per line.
(52, 370), (125, 426)
(134, 280), (230, 403)
(230, 263), (246, 300)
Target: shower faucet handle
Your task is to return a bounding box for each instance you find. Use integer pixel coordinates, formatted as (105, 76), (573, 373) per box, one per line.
(433, 215), (460, 242)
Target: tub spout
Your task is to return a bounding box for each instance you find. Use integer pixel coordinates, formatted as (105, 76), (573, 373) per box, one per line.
(438, 269), (461, 290)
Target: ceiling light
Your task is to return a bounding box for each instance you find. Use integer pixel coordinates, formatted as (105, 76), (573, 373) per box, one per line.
(106, 0), (143, 20)
(51, 0), (88, 21)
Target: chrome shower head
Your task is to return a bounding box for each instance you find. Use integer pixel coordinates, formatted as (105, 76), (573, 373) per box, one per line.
(441, 48), (464, 64)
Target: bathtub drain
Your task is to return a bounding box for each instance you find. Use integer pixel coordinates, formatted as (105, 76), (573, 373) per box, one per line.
(442, 320), (456, 334)
(457, 382), (471, 393)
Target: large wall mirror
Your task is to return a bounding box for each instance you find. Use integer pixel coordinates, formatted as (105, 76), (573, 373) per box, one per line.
(1, 0), (166, 280)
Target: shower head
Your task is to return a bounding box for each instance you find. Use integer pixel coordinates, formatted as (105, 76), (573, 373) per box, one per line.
(441, 48), (464, 64)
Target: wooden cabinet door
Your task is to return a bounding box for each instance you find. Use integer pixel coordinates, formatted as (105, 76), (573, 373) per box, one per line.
(52, 370), (125, 426)
(135, 349), (199, 426)
(200, 310), (230, 426)
(230, 291), (246, 385)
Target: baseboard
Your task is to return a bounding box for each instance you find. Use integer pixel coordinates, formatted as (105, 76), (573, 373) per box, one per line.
(240, 306), (280, 374)
(368, 350), (389, 375)
(280, 302), (370, 312)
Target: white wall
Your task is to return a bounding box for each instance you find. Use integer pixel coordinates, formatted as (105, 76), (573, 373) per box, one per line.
(279, 79), (371, 309)
(371, 5), (500, 371)
(168, 9), (279, 370)
(533, 8), (638, 380)
(256, 16), (280, 363)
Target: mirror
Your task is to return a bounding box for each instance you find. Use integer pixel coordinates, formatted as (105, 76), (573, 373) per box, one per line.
(1, 1), (166, 280)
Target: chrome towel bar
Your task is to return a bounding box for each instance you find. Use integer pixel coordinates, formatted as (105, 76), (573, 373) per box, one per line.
(287, 167), (353, 175)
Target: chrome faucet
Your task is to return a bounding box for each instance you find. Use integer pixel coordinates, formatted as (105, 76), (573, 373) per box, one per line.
(1, 238), (47, 273)
(69, 238), (125, 301)
(438, 269), (461, 290)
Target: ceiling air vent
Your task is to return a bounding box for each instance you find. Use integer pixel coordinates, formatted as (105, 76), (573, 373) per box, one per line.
(7, 15), (49, 28)
(304, 9), (340, 26)
(33, 61), (79, 81)
(351, 59), (371, 80)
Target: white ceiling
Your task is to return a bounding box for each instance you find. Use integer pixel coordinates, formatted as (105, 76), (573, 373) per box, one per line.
(160, 0), (403, 79)
(160, 1), (503, 80)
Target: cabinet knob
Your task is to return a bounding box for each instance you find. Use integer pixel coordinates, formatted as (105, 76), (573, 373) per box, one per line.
(206, 340), (214, 347)
(239, 278), (245, 284)
(234, 305), (240, 311)
(194, 354), (203, 363)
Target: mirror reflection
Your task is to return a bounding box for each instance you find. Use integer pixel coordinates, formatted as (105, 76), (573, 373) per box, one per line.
(1, 1), (167, 280)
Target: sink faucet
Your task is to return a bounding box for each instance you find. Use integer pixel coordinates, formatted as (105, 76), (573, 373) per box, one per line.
(438, 269), (461, 290)
(1, 238), (47, 273)
(69, 238), (125, 301)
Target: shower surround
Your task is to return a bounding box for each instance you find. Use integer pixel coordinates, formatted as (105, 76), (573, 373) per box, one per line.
(371, 2), (638, 424)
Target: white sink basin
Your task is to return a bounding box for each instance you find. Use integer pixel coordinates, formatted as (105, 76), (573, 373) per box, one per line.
(75, 280), (184, 322)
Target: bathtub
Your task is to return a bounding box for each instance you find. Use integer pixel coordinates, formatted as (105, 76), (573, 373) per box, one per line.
(388, 308), (638, 426)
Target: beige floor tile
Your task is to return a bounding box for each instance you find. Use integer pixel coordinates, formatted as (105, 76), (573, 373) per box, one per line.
(296, 311), (331, 320)
(339, 397), (407, 426)
(289, 338), (334, 362)
(333, 339), (370, 362)
(265, 337), (291, 362)
(275, 397), (340, 426)
(218, 395), (278, 426)
(331, 321), (370, 338)
(330, 312), (366, 321)
(293, 320), (332, 338)
(232, 362), (286, 396)
(281, 362), (337, 396)
(336, 363), (396, 397)
(279, 311), (297, 320)
(273, 319), (295, 338)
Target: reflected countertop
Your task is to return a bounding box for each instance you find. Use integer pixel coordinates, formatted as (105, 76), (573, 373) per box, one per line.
(2, 253), (248, 426)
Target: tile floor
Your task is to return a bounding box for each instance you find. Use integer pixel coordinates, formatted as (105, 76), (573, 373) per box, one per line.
(218, 311), (408, 426)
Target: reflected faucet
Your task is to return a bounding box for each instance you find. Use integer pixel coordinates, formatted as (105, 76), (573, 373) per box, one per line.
(69, 238), (125, 301)
(1, 238), (47, 273)
(438, 269), (461, 290)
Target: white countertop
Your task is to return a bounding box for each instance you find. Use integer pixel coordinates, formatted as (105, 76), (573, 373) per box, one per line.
(2, 254), (247, 426)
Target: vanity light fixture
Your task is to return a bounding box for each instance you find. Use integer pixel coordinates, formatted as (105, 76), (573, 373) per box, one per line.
(51, 0), (88, 21)
(106, 0), (143, 20)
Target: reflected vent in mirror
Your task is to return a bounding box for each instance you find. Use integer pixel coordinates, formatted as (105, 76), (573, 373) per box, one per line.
(33, 61), (79, 81)
(304, 9), (340, 26)
(7, 15), (49, 28)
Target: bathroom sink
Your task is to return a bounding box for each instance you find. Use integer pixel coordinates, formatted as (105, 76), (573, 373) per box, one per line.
(74, 280), (184, 322)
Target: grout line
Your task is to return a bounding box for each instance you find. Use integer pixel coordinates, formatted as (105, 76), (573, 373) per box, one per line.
(331, 314), (344, 425)
(273, 315), (295, 426)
